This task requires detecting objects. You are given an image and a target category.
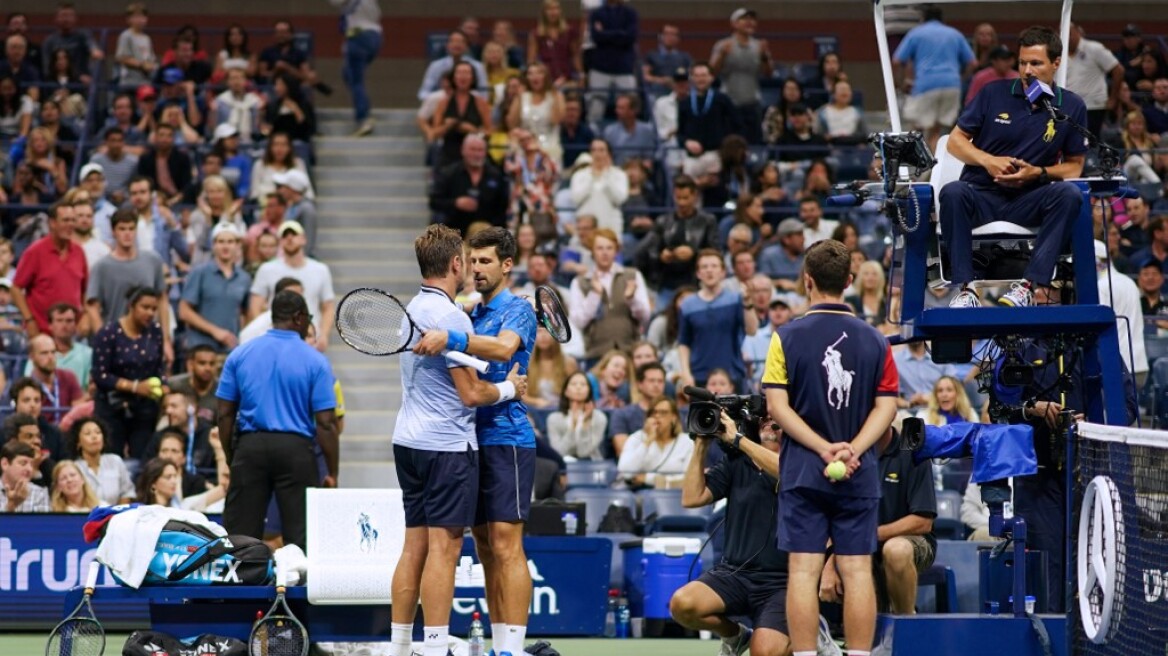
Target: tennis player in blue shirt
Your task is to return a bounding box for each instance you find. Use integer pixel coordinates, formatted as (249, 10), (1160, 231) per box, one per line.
(388, 225), (527, 656)
(415, 227), (537, 656)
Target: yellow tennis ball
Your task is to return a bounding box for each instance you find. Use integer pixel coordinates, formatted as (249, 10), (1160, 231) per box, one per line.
(147, 377), (162, 389)
(825, 461), (847, 481)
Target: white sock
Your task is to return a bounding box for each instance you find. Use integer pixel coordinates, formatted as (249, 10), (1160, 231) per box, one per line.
(389, 622), (413, 656)
(505, 625), (527, 654)
(793, 652), (818, 656)
(491, 622), (509, 651)
(423, 625), (448, 656)
(847, 651), (872, 656)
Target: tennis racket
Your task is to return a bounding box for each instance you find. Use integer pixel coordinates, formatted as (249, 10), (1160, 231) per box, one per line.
(534, 285), (572, 344)
(46, 561), (104, 656)
(249, 562), (308, 656)
(335, 287), (489, 372)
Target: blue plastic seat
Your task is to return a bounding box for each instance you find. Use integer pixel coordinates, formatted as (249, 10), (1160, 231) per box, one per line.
(638, 488), (711, 534)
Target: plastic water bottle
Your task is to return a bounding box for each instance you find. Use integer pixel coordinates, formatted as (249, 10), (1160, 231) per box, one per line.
(469, 611), (485, 656)
(616, 596), (631, 639)
(563, 511), (578, 535)
(604, 589), (618, 637)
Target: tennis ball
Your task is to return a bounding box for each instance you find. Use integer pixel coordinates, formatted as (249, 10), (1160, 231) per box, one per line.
(825, 461), (847, 481)
(147, 377), (162, 389)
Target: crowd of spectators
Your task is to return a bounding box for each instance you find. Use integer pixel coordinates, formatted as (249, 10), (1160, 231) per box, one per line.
(417, 7), (1168, 496)
(0, 3), (340, 515)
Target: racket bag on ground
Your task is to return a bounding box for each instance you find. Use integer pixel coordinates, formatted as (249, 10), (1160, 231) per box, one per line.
(110, 519), (274, 586)
(123, 630), (246, 656)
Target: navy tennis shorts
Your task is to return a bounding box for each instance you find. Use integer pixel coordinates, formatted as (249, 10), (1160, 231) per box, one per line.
(475, 444), (536, 525)
(779, 487), (879, 556)
(394, 444), (479, 528)
(698, 564), (789, 634)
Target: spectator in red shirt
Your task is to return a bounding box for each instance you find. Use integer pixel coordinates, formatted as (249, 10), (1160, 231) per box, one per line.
(11, 199), (88, 337)
(964, 45), (1019, 107)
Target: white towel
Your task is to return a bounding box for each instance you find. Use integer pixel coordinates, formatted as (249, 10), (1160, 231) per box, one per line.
(95, 506), (226, 588)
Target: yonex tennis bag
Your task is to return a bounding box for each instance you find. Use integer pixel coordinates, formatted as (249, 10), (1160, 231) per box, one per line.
(123, 629), (247, 655)
(130, 519), (274, 586)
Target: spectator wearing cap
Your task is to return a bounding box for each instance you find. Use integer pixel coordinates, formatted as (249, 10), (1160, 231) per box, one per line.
(86, 208), (169, 335)
(77, 163), (118, 245)
(642, 24), (693, 100)
(210, 123), (253, 201)
(99, 93), (148, 155)
(602, 93), (657, 168)
(742, 297), (792, 392)
(678, 63), (741, 181)
(758, 218), (806, 290)
(210, 67), (263, 145)
(249, 221), (336, 353)
(136, 123), (194, 205)
(274, 169), (318, 257)
(188, 174), (246, 266)
(774, 102), (830, 162)
(711, 8), (773, 145)
(42, 3), (104, 85)
(154, 65), (204, 130)
(11, 200), (86, 338)
(179, 223), (252, 354)
(70, 186), (110, 272)
(429, 134), (509, 235)
(89, 129), (140, 206)
(2, 34), (42, 102)
(964, 45), (1018, 107)
(1115, 24), (1168, 91)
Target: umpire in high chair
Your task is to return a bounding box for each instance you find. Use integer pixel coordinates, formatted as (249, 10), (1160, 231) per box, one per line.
(217, 290), (339, 550)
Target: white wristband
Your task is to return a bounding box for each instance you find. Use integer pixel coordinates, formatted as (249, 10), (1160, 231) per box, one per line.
(492, 381), (516, 405)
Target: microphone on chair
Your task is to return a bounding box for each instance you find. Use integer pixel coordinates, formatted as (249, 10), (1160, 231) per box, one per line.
(1024, 76), (1061, 122)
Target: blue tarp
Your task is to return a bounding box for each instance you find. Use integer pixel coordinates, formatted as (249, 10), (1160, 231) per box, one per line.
(914, 422), (1038, 483)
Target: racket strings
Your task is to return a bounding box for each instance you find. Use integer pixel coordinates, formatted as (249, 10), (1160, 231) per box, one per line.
(536, 287), (570, 342)
(251, 616), (308, 656)
(47, 619), (104, 656)
(335, 289), (410, 355)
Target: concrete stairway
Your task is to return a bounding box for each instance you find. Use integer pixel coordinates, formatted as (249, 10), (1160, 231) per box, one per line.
(312, 107), (428, 488)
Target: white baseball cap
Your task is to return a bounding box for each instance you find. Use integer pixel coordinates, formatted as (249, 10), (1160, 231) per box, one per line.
(212, 123), (240, 143)
(272, 169), (310, 194)
(211, 222), (243, 241)
(80, 163), (104, 180)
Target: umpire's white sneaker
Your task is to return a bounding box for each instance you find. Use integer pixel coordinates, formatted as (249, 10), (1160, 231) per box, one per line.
(817, 615), (843, 656)
(719, 623), (752, 656)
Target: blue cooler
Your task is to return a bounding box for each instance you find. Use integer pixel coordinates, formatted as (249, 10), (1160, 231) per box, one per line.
(640, 537), (702, 620)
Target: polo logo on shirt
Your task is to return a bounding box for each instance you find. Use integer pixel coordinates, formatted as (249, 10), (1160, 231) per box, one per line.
(822, 332), (854, 410)
(1043, 118), (1056, 143)
(885, 473), (900, 483)
(994, 112), (1011, 125)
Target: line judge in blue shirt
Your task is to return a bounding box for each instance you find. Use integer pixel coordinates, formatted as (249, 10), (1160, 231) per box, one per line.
(414, 226), (537, 656)
(941, 25), (1089, 311)
(216, 290), (338, 551)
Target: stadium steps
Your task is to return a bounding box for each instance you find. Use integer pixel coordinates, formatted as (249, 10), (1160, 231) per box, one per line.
(314, 107), (429, 488)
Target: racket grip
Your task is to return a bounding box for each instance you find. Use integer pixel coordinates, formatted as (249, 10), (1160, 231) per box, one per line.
(85, 561), (100, 589)
(276, 559), (287, 588)
(444, 350), (489, 373)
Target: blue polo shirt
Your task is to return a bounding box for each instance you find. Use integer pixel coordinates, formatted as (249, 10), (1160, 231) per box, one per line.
(893, 20), (975, 95)
(181, 261), (252, 351)
(471, 289), (537, 448)
(762, 304), (898, 498)
(678, 287), (747, 384)
(958, 78), (1089, 190)
(216, 329), (336, 439)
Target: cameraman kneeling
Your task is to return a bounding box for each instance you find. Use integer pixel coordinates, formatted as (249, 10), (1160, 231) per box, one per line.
(669, 411), (792, 656)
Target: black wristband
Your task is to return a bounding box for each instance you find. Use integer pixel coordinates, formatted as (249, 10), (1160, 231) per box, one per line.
(733, 433), (744, 450)
(1038, 167), (1050, 185)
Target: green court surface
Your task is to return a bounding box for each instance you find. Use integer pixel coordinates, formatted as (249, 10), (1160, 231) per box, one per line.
(0, 634), (722, 656)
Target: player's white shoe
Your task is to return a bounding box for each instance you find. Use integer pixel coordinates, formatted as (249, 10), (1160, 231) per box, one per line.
(817, 615), (843, 656)
(718, 623), (752, 656)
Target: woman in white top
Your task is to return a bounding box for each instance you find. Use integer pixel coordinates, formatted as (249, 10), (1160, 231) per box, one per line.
(50, 460), (103, 513)
(73, 417), (135, 507)
(816, 80), (865, 144)
(569, 139), (629, 234)
(547, 371), (608, 460)
(618, 396), (693, 489)
(249, 132), (314, 202)
(508, 62), (564, 163)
